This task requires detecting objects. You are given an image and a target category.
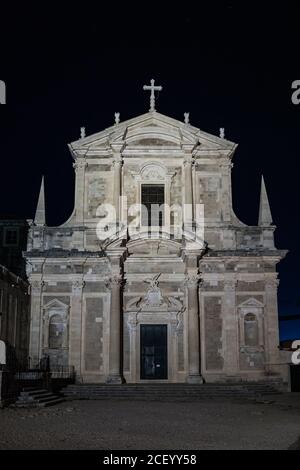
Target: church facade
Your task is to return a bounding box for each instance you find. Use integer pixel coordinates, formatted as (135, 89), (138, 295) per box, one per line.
(25, 84), (287, 384)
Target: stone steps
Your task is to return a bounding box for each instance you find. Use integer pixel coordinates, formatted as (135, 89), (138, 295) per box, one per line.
(62, 382), (281, 400)
(14, 388), (65, 407)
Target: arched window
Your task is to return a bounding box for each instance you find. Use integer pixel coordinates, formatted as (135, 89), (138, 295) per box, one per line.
(49, 314), (65, 349)
(244, 313), (259, 347)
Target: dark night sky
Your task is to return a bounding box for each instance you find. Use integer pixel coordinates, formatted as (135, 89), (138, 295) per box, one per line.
(0, 3), (299, 338)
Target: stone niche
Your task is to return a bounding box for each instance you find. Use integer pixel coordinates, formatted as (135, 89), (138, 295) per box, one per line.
(42, 298), (69, 368)
(237, 297), (265, 370)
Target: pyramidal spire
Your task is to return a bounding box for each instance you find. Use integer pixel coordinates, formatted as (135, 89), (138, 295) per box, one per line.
(34, 176), (46, 226)
(258, 175), (273, 226)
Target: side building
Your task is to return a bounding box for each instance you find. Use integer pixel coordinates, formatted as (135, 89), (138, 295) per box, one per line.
(0, 217), (30, 368)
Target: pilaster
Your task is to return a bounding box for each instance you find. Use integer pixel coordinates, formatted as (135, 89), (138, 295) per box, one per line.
(73, 158), (88, 224)
(184, 273), (203, 383)
(106, 274), (124, 383)
(29, 279), (44, 368)
(222, 279), (239, 375)
(69, 279), (85, 380)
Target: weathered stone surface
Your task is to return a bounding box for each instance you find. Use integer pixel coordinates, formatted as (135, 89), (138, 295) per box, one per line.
(84, 297), (103, 372)
(204, 297), (224, 371)
(204, 297), (223, 370)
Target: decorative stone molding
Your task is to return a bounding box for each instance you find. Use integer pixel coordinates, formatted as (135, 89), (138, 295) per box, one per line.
(112, 155), (123, 168)
(31, 280), (45, 294)
(237, 297), (264, 309)
(43, 297), (69, 309)
(265, 278), (280, 290)
(184, 273), (201, 288)
(130, 162), (176, 183)
(106, 274), (123, 289)
(175, 309), (184, 333)
(183, 156), (195, 168)
(141, 164), (164, 180)
(127, 317), (138, 332)
(124, 291), (183, 313)
(224, 279), (237, 291)
(73, 159), (88, 172)
(167, 296), (183, 310)
(71, 280), (85, 294)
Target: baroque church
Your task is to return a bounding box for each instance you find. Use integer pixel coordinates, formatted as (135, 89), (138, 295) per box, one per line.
(25, 81), (287, 384)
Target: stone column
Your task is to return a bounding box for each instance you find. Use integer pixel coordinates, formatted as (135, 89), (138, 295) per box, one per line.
(69, 280), (85, 381)
(223, 279), (239, 376)
(106, 275), (123, 383)
(185, 274), (203, 383)
(112, 154), (123, 223)
(264, 278), (281, 374)
(29, 280), (44, 368)
(73, 158), (88, 225)
(183, 156), (194, 226)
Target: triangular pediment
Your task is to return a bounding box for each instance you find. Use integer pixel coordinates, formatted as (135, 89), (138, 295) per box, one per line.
(237, 297), (264, 308)
(69, 111), (236, 156)
(43, 298), (69, 310)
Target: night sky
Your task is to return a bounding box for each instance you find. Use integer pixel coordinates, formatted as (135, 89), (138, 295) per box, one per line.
(0, 3), (299, 339)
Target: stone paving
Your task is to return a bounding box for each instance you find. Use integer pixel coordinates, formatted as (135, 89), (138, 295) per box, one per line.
(0, 394), (299, 450)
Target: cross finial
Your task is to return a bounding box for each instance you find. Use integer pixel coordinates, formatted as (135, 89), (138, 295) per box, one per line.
(184, 112), (190, 124)
(114, 112), (120, 125)
(219, 127), (225, 139)
(80, 126), (86, 139)
(143, 79), (162, 112)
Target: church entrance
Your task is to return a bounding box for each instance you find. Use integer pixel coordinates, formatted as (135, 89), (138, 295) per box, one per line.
(140, 324), (168, 380)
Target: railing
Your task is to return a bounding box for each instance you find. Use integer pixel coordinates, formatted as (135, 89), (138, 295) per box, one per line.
(13, 365), (75, 394)
(14, 371), (44, 381)
(14, 369), (51, 391)
(50, 366), (75, 380)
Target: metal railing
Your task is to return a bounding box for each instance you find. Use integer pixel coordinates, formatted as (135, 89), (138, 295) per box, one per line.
(50, 366), (75, 380)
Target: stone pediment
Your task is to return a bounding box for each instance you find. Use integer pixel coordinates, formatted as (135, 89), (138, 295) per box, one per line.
(43, 298), (69, 310)
(237, 297), (264, 308)
(69, 111), (236, 156)
(126, 294), (184, 312)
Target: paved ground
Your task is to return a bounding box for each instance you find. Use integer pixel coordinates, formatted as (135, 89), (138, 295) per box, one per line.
(0, 394), (300, 450)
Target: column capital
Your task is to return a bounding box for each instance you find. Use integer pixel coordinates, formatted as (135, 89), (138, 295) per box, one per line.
(73, 158), (88, 172)
(72, 279), (85, 294)
(31, 280), (45, 294)
(224, 279), (237, 291)
(183, 155), (195, 168)
(184, 273), (201, 288)
(106, 274), (124, 289)
(265, 278), (280, 289)
(112, 155), (123, 168)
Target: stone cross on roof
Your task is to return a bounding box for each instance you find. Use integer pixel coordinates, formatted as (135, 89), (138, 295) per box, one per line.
(143, 79), (162, 112)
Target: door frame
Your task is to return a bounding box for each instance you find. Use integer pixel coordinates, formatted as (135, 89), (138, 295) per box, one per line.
(123, 311), (186, 383)
(140, 324), (168, 380)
